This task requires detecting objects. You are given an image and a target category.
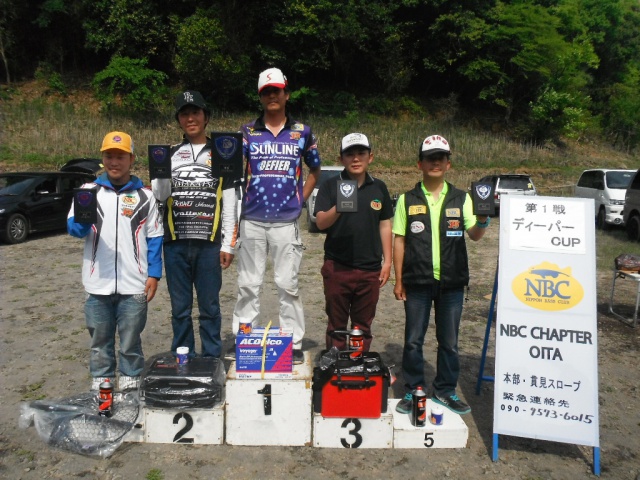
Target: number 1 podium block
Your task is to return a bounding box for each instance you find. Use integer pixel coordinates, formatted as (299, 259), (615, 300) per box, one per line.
(225, 351), (312, 446)
(391, 399), (468, 448)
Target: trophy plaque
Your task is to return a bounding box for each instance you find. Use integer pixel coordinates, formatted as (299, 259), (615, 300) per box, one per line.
(73, 187), (98, 224)
(148, 144), (172, 179)
(211, 132), (243, 180)
(471, 182), (496, 216)
(336, 179), (358, 213)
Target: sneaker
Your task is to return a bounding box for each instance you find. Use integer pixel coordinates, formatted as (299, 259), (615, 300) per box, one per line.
(395, 392), (413, 414)
(90, 377), (115, 391)
(293, 349), (304, 365)
(119, 375), (140, 392)
(432, 393), (471, 415)
(224, 347), (236, 361)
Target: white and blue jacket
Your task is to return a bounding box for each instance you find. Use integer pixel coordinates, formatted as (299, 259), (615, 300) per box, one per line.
(67, 174), (163, 295)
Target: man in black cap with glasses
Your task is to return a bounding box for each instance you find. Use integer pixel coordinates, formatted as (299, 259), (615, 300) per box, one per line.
(152, 90), (238, 359)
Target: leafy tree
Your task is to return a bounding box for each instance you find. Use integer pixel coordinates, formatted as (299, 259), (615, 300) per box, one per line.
(173, 9), (251, 107)
(92, 56), (168, 113)
(82, 0), (173, 70)
(607, 65), (640, 151)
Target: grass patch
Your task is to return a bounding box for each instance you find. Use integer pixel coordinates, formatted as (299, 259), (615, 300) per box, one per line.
(21, 381), (46, 400)
(1, 92), (636, 210)
(146, 469), (164, 480)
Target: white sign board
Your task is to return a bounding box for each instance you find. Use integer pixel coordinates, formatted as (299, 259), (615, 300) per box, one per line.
(493, 196), (599, 447)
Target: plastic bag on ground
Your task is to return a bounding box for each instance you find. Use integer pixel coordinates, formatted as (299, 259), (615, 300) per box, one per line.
(19, 391), (139, 457)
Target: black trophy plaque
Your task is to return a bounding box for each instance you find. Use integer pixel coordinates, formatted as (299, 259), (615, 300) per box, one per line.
(210, 132), (243, 180)
(471, 182), (496, 216)
(73, 187), (98, 224)
(336, 179), (358, 213)
(148, 144), (171, 179)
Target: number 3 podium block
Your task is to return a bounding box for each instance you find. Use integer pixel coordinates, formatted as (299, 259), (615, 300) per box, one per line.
(390, 399), (468, 448)
(313, 413), (393, 448)
(225, 352), (313, 446)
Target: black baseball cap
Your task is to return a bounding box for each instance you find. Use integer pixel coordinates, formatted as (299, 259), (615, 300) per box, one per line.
(174, 90), (210, 119)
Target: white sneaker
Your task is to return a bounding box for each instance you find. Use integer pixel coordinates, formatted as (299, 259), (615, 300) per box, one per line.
(90, 377), (115, 391)
(119, 375), (141, 391)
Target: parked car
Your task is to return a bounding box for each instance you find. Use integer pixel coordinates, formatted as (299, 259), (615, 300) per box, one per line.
(475, 174), (537, 214)
(306, 165), (343, 232)
(574, 169), (635, 230)
(0, 158), (101, 244)
(623, 169), (640, 241)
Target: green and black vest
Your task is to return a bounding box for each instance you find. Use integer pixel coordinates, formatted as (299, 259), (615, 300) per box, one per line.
(402, 182), (469, 288)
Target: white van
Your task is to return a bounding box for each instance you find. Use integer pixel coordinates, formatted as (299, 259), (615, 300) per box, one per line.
(575, 169), (636, 229)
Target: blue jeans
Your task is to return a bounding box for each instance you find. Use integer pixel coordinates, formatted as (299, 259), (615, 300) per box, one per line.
(85, 293), (148, 377)
(164, 240), (222, 357)
(402, 284), (464, 397)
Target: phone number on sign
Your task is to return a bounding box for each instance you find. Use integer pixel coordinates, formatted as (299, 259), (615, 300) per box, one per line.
(499, 405), (594, 424)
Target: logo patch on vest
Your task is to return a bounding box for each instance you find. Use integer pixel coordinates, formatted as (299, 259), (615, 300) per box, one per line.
(446, 208), (460, 217)
(447, 219), (460, 229)
(408, 205), (427, 215)
(410, 221), (425, 233)
(371, 199), (382, 210)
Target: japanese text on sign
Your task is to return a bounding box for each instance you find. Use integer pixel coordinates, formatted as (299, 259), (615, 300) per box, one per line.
(508, 197), (586, 254)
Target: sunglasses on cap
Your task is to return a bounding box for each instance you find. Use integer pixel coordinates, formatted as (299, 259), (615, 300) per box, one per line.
(422, 152), (449, 161)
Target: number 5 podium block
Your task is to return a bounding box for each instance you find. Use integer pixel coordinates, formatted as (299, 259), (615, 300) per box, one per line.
(391, 399), (468, 448)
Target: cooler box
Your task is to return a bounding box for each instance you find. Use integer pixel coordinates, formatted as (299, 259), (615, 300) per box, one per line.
(140, 354), (225, 409)
(235, 326), (293, 379)
(312, 352), (390, 419)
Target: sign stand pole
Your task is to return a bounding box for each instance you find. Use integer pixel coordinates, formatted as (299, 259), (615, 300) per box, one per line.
(476, 260), (499, 395)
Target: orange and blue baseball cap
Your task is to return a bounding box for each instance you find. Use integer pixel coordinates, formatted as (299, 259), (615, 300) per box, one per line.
(101, 132), (134, 153)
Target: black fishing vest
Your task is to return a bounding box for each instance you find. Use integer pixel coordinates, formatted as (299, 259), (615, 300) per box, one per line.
(402, 182), (469, 288)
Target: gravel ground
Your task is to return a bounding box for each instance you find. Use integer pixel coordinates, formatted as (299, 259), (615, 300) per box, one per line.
(1, 214), (639, 480)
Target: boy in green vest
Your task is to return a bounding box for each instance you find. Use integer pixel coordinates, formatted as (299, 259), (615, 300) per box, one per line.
(392, 134), (490, 415)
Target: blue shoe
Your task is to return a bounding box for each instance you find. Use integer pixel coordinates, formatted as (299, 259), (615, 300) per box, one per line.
(432, 393), (471, 415)
(395, 392), (413, 414)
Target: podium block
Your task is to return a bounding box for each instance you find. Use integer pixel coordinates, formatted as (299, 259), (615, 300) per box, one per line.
(225, 352), (312, 446)
(391, 399), (468, 448)
(144, 405), (224, 444)
(313, 412), (393, 448)
(123, 408), (145, 443)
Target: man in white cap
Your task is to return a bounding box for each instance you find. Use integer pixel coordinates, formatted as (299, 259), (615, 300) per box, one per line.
(392, 134), (490, 415)
(230, 68), (322, 364)
(314, 133), (393, 352)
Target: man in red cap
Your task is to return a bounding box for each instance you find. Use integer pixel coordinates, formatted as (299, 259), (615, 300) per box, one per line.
(230, 68), (321, 364)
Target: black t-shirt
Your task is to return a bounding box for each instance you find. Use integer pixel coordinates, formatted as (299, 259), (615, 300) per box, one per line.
(314, 170), (393, 270)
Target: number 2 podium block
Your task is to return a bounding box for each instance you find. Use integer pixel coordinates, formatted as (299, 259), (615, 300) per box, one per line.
(391, 399), (468, 448)
(225, 351), (312, 446)
(313, 413), (393, 448)
(144, 405), (224, 444)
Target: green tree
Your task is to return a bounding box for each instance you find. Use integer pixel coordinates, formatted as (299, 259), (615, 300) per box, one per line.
(82, 0), (172, 69)
(173, 9), (251, 106)
(92, 56), (168, 113)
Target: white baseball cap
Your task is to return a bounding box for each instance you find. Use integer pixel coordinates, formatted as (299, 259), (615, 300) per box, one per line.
(341, 133), (371, 153)
(420, 135), (451, 158)
(258, 68), (288, 93)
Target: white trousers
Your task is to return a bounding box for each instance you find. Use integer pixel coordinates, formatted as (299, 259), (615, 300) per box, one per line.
(232, 220), (305, 349)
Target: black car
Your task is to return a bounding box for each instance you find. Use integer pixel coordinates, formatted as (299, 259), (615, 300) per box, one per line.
(0, 158), (101, 244)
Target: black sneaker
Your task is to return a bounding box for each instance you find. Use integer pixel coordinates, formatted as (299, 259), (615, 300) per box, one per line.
(224, 347), (236, 361)
(395, 392), (413, 414)
(293, 349), (304, 365)
(432, 393), (471, 415)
